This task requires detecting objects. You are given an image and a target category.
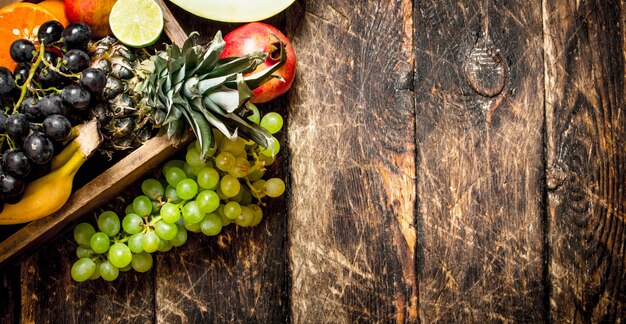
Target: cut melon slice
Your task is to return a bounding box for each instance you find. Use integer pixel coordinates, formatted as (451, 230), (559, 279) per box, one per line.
(169, 0), (295, 22)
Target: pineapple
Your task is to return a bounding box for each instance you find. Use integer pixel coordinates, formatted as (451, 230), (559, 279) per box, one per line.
(87, 32), (283, 158)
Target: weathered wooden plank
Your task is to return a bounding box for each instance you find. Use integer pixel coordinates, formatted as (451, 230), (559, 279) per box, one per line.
(20, 213), (155, 323)
(414, 1), (546, 321)
(543, 0), (626, 321)
(0, 264), (20, 323)
(153, 3), (294, 322)
(288, 0), (417, 322)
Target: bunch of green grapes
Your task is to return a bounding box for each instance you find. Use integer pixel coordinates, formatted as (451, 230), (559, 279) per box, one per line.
(70, 110), (285, 282)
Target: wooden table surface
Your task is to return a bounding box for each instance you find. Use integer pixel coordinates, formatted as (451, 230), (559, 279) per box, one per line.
(1, 0), (626, 322)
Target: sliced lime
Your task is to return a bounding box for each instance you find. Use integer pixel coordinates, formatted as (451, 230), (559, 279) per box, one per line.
(109, 0), (163, 48)
(169, 0), (295, 23)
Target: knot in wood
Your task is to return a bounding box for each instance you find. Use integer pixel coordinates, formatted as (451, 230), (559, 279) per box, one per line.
(546, 164), (567, 191)
(464, 41), (507, 98)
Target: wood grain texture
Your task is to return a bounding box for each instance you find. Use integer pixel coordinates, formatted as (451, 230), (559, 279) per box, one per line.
(414, 1), (546, 321)
(0, 264), (20, 323)
(20, 218), (155, 323)
(288, 0), (417, 322)
(544, 0), (626, 321)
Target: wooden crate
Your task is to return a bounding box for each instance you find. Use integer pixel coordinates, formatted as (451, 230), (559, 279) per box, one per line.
(0, 0), (189, 265)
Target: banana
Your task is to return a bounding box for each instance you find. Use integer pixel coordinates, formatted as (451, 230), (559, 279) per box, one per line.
(0, 119), (101, 224)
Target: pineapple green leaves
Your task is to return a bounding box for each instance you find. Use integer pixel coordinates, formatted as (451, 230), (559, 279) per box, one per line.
(135, 31), (286, 158)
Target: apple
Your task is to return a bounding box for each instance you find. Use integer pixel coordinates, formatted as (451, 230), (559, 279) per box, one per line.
(220, 22), (296, 104)
(63, 0), (116, 38)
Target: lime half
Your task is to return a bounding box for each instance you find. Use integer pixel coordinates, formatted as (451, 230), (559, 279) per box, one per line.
(109, 0), (163, 48)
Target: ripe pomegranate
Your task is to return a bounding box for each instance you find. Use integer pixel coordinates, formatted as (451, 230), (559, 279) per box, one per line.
(63, 0), (116, 38)
(220, 22), (296, 103)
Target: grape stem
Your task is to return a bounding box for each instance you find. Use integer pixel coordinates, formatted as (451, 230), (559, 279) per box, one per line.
(244, 177), (265, 205)
(13, 41), (46, 114)
(0, 134), (16, 150)
(114, 235), (130, 244)
(148, 216), (162, 226)
(41, 58), (79, 79)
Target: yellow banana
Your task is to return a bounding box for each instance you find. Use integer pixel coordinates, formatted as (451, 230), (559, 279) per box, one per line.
(0, 119), (101, 224)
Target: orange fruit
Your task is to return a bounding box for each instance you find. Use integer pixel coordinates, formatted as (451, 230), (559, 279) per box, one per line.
(0, 3), (60, 70)
(38, 0), (70, 26)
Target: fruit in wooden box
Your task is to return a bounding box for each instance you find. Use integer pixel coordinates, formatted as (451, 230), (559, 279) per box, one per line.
(0, 120), (100, 224)
(63, 0), (116, 38)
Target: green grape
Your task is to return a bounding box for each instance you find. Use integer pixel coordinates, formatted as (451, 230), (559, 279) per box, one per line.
(247, 168), (265, 182)
(165, 185), (182, 203)
(218, 211), (231, 226)
(176, 178), (198, 200)
(73, 222), (95, 246)
(260, 137), (280, 157)
(184, 220), (201, 233)
(223, 201), (241, 220)
(182, 162), (196, 179)
(76, 246), (93, 259)
(125, 203), (135, 215)
(182, 201), (204, 224)
(97, 211), (120, 237)
(239, 186), (253, 206)
(220, 137), (246, 156)
(220, 174), (241, 198)
(228, 156), (250, 178)
(197, 167), (220, 189)
(212, 128), (224, 146)
(186, 147), (206, 168)
(131, 252), (153, 273)
(260, 112), (283, 134)
(249, 204), (263, 226)
(200, 213), (222, 236)
(214, 151), (236, 171)
(162, 159), (185, 175)
(71, 258), (96, 282)
(99, 261), (119, 281)
(216, 185), (228, 200)
(119, 264), (132, 272)
(170, 225), (188, 247)
(142, 231), (160, 253)
(128, 233), (144, 253)
(89, 263), (101, 280)
(265, 178), (286, 198)
(141, 178), (164, 200)
(152, 200), (162, 215)
(251, 179), (266, 198)
(165, 167), (187, 187)
(196, 190), (220, 213)
(108, 243), (132, 268)
(133, 195), (153, 216)
(246, 103), (261, 124)
(154, 220), (178, 241)
(90, 232), (110, 254)
(258, 153), (275, 166)
(122, 213), (143, 235)
(216, 204), (230, 226)
(236, 206), (254, 227)
(157, 239), (172, 252)
(161, 202), (181, 223)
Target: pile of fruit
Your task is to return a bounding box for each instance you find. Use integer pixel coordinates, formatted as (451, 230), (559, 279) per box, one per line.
(0, 17), (104, 207)
(0, 0), (296, 281)
(71, 126), (285, 281)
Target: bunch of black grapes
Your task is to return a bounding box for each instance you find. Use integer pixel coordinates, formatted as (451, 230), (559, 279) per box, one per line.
(0, 21), (106, 210)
